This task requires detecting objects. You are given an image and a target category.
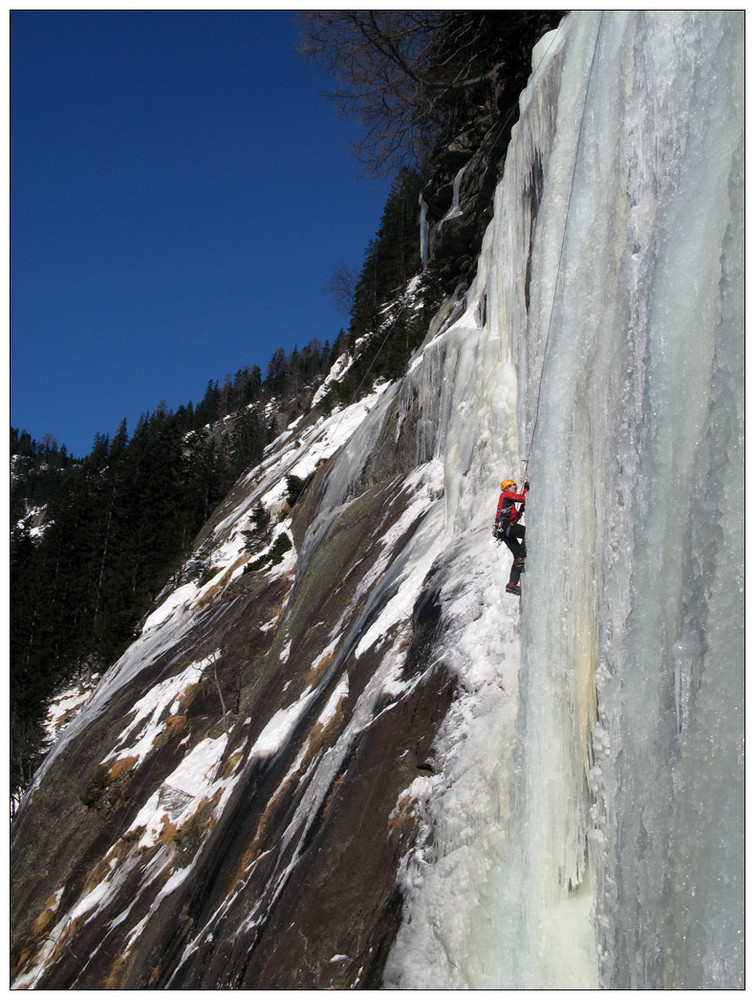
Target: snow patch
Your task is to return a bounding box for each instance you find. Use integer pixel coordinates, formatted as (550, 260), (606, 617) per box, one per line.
(127, 732), (231, 852)
(249, 686), (319, 760)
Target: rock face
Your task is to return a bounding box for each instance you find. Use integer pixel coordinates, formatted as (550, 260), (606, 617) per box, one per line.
(424, 118), (499, 289)
(10, 360), (479, 989)
(421, 11), (564, 293)
(10, 20), (564, 986)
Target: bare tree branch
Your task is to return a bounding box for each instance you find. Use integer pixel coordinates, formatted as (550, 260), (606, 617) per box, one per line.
(325, 262), (358, 316)
(298, 10), (444, 175)
(298, 11), (564, 177)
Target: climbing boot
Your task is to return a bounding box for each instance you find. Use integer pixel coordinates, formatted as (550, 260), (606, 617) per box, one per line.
(506, 582), (521, 596)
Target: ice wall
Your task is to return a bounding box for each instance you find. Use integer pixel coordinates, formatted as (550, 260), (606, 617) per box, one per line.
(517, 11), (743, 988)
(387, 10), (743, 989)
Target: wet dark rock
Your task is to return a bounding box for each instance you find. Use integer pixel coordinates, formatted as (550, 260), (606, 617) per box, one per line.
(10, 14), (566, 987)
(421, 13), (564, 293)
(11, 426), (458, 989)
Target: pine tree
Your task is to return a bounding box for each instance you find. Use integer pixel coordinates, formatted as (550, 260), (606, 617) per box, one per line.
(250, 500), (272, 544)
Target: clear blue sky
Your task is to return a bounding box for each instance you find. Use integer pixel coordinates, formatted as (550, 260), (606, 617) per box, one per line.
(11, 10), (393, 457)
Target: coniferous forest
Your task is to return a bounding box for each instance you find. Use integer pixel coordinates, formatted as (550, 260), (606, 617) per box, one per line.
(12, 9), (563, 807)
(10, 166), (437, 802)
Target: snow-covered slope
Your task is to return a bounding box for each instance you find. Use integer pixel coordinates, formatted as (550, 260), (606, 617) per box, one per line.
(11, 11), (743, 990)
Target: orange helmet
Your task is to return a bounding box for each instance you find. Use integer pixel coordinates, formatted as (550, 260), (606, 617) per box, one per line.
(501, 479), (516, 491)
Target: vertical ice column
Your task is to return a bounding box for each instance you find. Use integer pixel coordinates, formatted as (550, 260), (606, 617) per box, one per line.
(386, 8), (742, 991)
(437, 164), (468, 237)
(418, 191), (429, 271)
(515, 8), (744, 990)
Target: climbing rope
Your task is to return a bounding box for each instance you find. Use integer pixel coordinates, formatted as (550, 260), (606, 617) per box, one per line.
(326, 292), (412, 440)
(521, 11), (604, 482)
(348, 296), (411, 406)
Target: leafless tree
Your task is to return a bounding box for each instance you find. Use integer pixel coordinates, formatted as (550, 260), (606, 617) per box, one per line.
(184, 596), (258, 739)
(186, 605), (241, 736)
(298, 11), (444, 176)
(325, 262), (358, 315)
(190, 631), (229, 736)
(298, 11), (564, 177)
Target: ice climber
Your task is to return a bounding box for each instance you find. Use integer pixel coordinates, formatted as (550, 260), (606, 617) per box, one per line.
(494, 478), (529, 596)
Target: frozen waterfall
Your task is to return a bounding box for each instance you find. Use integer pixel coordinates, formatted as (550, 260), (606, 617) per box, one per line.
(418, 191), (429, 271)
(437, 163), (467, 237)
(385, 10), (743, 990)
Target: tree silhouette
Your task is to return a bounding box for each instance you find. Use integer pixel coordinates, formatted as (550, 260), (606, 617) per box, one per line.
(298, 11), (563, 177)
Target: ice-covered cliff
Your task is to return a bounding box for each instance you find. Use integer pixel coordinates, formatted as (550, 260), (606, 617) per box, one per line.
(11, 10), (743, 989)
(388, 11), (743, 989)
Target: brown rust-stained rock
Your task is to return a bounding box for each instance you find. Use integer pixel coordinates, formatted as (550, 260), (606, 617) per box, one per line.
(239, 665), (455, 990)
(12, 404), (459, 991)
(159, 652), (455, 991)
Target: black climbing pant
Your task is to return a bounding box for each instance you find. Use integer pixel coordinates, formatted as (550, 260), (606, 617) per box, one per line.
(503, 523), (526, 586)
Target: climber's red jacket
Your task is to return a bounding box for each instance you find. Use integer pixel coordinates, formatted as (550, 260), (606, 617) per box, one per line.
(496, 485), (528, 525)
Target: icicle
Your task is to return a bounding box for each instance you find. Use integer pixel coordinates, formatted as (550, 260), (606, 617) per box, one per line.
(437, 163), (468, 237)
(418, 191), (429, 270)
